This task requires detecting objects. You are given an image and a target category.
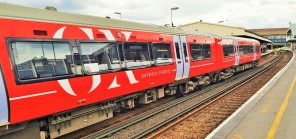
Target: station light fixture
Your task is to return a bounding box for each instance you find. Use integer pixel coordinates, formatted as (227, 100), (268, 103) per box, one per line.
(114, 12), (121, 20)
(218, 20), (229, 24)
(171, 7), (179, 27)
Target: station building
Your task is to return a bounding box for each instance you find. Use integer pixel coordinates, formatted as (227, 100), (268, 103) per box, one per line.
(287, 23), (296, 50)
(248, 28), (288, 50)
(180, 21), (272, 52)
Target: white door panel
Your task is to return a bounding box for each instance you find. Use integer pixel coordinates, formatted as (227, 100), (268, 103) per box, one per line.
(173, 35), (183, 80)
(173, 35), (190, 80)
(180, 36), (190, 78)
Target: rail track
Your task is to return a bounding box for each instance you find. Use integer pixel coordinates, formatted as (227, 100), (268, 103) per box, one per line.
(75, 51), (287, 139)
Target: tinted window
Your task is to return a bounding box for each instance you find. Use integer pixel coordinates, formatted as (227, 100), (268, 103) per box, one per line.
(123, 42), (151, 68)
(190, 44), (203, 60)
(183, 43), (188, 62)
(175, 43), (181, 63)
(256, 45), (260, 53)
(247, 45), (253, 54)
(240, 45), (253, 54)
(151, 43), (173, 65)
(80, 42), (120, 74)
(11, 41), (73, 80)
(190, 44), (212, 60)
(203, 44), (211, 59)
(223, 45), (235, 57)
(239, 45), (245, 55)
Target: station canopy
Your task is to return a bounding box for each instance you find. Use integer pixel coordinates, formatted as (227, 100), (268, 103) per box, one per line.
(180, 21), (273, 43)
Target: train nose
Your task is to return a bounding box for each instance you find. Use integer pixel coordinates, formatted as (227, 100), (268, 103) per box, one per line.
(0, 67), (9, 126)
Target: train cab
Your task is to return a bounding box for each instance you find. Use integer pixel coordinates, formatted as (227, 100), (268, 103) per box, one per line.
(237, 38), (257, 64)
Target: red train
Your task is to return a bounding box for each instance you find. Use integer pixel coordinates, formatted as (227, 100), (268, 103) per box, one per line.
(0, 3), (261, 139)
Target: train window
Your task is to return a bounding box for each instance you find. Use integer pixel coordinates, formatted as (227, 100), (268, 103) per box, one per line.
(247, 46), (252, 54)
(11, 41), (74, 80)
(222, 45), (235, 57)
(203, 44), (212, 59)
(239, 45), (245, 55)
(80, 42), (120, 74)
(239, 45), (254, 55)
(151, 43), (173, 65)
(242, 45), (253, 54)
(190, 44), (212, 60)
(183, 43), (188, 62)
(175, 43), (181, 63)
(249, 46), (254, 54)
(123, 42), (151, 68)
(190, 44), (203, 60)
(256, 45), (260, 53)
(117, 43), (126, 69)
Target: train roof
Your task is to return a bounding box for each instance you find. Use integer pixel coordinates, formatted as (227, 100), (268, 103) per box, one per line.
(0, 3), (213, 37)
(218, 35), (259, 42)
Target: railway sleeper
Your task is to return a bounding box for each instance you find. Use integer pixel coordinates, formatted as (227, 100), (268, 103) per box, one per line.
(216, 111), (232, 116)
(227, 98), (245, 101)
(224, 103), (242, 108)
(226, 99), (245, 103)
(231, 97), (249, 100)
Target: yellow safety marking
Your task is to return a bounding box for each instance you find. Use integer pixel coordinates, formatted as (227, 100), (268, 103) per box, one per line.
(266, 75), (296, 139)
(233, 134), (244, 139)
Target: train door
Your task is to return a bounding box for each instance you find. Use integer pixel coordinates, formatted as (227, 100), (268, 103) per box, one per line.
(253, 42), (256, 61)
(234, 39), (240, 65)
(173, 35), (190, 80)
(0, 64), (9, 126)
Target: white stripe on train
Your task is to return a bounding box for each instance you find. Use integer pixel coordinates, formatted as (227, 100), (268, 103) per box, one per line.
(10, 91), (57, 101)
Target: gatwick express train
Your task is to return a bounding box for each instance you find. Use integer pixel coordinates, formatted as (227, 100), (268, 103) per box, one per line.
(0, 3), (261, 139)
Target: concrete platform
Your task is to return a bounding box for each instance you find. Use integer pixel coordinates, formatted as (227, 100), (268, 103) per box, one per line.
(262, 50), (274, 57)
(206, 51), (296, 139)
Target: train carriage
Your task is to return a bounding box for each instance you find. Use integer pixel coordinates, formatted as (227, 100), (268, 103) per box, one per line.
(220, 36), (236, 69)
(186, 35), (218, 78)
(219, 36), (261, 67)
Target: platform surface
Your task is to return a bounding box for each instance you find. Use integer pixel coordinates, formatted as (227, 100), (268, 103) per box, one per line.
(207, 52), (296, 139)
(262, 50), (274, 57)
(228, 59), (296, 139)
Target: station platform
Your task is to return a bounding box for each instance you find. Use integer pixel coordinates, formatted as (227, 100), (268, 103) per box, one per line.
(262, 50), (274, 57)
(206, 51), (296, 139)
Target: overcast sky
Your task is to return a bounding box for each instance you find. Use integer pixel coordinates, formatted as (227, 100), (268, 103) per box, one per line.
(2, 0), (296, 29)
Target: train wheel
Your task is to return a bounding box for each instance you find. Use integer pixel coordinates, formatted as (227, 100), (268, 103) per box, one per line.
(198, 84), (206, 90)
(252, 62), (256, 68)
(212, 73), (219, 83)
(177, 84), (186, 97)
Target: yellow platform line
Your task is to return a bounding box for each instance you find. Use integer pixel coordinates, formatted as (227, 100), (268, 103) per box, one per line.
(266, 75), (296, 139)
